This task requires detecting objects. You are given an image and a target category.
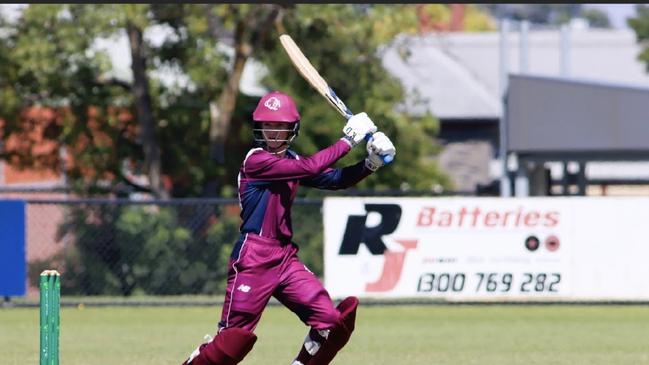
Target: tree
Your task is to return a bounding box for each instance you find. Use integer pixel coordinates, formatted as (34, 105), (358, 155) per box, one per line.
(124, 6), (167, 198)
(629, 5), (649, 73)
(48, 202), (237, 295)
(416, 4), (496, 32)
(582, 8), (611, 28)
(0, 5), (142, 195)
(0, 4), (452, 197)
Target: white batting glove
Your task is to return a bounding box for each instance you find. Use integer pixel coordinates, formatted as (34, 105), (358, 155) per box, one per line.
(341, 112), (377, 147)
(365, 132), (396, 171)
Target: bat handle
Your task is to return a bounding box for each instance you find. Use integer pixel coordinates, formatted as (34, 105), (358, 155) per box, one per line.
(365, 134), (394, 165)
(345, 113), (393, 164)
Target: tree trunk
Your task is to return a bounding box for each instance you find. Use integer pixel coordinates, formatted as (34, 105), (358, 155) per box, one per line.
(208, 4), (282, 163)
(208, 41), (249, 164)
(127, 22), (169, 199)
(203, 5), (283, 197)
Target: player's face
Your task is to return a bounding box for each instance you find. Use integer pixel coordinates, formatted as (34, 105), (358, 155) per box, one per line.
(261, 122), (291, 150)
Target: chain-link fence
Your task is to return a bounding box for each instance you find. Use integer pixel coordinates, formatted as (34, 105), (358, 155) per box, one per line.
(25, 198), (324, 297)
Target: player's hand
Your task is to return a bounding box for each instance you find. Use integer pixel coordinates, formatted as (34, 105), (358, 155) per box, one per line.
(342, 112), (377, 147)
(365, 132), (396, 171)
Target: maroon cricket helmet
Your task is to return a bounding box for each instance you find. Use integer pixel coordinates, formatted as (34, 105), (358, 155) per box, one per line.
(252, 91), (301, 123)
(252, 91), (301, 147)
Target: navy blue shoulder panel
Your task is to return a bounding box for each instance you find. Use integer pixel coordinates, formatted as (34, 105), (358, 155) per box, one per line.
(240, 180), (271, 235)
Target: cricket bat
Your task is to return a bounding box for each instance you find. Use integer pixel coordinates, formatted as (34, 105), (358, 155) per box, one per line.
(279, 34), (393, 164)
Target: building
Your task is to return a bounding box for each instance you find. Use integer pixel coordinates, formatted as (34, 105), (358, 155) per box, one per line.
(380, 24), (649, 195)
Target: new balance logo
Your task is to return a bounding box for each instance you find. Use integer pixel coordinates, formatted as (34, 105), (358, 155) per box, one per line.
(237, 284), (251, 293)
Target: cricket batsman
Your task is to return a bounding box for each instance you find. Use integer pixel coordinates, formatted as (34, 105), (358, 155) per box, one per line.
(181, 90), (396, 365)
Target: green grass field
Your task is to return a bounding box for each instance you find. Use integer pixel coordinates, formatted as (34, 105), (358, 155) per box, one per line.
(2, 304), (649, 365)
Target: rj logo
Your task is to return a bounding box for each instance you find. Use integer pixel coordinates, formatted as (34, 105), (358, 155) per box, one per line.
(338, 204), (417, 292)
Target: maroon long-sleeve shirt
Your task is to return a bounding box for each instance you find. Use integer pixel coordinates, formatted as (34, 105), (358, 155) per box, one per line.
(236, 139), (372, 244)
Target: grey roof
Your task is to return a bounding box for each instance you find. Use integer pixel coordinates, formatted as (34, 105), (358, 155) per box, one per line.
(381, 34), (500, 119)
(381, 28), (649, 120)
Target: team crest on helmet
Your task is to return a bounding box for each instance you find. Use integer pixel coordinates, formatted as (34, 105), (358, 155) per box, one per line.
(264, 96), (281, 111)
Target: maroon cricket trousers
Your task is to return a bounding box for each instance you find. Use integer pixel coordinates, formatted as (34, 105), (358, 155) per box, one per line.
(219, 233), (339, 332)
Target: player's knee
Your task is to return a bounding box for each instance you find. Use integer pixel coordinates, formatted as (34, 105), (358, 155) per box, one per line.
(336, 296), (359, 333)
(318, 309), (341, 330)
(198, 328), (257, 365)
(292, 297), (360, 365)
(317, 296), (359, 333)
(221, 309), (259, 332)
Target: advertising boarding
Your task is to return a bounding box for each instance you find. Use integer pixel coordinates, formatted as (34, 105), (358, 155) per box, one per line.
(323, 197), (649, 301)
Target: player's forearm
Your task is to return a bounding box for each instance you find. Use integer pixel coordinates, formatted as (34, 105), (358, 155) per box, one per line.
(245, 139), (351, 180)
(302, 160), (372, 190)
(335, 160), (373, 189)
(299, 139), (353, 175)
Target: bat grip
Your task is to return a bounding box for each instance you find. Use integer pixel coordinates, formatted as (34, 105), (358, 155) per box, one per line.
(365, 134), (394, 164)
(346, 113), (393, 164)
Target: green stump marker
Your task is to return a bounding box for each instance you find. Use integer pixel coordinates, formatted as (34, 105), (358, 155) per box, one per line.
(40, 270), (60, 365)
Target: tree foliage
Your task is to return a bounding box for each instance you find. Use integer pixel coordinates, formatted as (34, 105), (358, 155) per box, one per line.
(629, 5), (649, 73)
(31, 202), (238, 295)
(581, 8), (611, 28)
(0, 4), (454, 197)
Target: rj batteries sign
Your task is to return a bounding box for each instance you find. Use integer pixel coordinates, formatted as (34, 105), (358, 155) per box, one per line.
(323, 197), (649, 301)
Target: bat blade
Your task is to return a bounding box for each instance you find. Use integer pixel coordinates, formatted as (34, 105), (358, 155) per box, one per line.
(279, 34), (353, 119)
(279, 34), (393, 164)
